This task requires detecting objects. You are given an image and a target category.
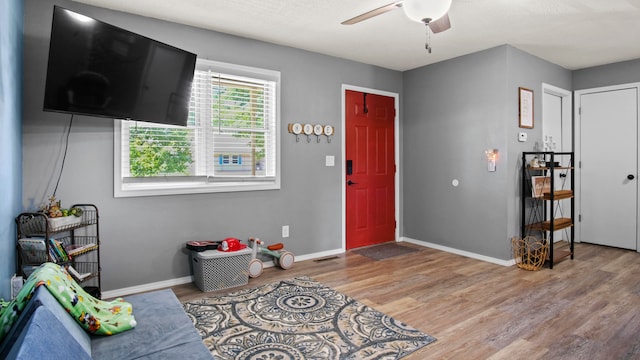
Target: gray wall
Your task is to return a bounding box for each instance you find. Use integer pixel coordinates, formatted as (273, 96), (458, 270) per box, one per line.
(505, 46), (573, 250)
(402, 45), (571, 260)
(403, 46), (510, 258)
(0, 0), (23, 300)
(573, 58), (640, 90)
(22, 0), (402, 291)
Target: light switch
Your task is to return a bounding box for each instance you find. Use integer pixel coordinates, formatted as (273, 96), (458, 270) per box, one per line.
(325, 155), (335, 167)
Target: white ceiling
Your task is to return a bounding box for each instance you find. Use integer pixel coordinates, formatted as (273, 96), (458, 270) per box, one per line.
(71, 0), (640, 71)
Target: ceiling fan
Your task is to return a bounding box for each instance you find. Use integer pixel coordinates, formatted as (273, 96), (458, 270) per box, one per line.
(342, 0), (452, 52)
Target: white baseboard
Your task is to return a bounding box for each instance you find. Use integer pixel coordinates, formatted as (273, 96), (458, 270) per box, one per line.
(102, 248), (345, 299)
(400, 237), (515, 267)
(294, 248), (344, 262)
(102, 275), (194, 299)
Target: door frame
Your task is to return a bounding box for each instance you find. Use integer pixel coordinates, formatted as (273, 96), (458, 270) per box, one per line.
(542, 83), (572, 152)
(541, 83), (572, 243)
(341, 84), (400, 250)
(574, 82), (640, 251)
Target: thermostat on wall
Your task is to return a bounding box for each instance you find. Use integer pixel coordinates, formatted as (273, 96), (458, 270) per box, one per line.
(518, 132), (527, 142)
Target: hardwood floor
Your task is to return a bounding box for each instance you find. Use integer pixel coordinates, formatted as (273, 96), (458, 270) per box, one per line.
(172, 242), (640, 359)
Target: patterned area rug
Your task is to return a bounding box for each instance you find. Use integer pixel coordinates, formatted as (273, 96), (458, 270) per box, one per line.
(183, 277), (436, 359)
(352, 243), (419, 261)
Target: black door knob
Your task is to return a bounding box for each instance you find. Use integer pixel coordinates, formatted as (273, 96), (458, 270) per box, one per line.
(628, 174), (635, 180)
(347, 180), (358, 186)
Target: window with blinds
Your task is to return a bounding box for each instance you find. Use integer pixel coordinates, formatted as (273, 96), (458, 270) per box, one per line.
(114, 59), (280, 197)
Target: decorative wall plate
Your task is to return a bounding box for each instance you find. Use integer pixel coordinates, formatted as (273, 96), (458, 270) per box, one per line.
(303, 123), (314, 135)
(288, 123), (302, 134)
(323, 125), (334, 136)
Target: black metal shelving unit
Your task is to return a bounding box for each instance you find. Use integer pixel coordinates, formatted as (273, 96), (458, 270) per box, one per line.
(15, 204), (101, 298)
(521, 152), (575, 269)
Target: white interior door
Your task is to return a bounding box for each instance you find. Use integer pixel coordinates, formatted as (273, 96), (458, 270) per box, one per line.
(576, 84), (639, 250)
(542, 84), (572, 242)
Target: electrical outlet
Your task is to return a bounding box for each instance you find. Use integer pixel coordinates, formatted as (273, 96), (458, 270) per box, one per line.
(282, 225), (289, 238)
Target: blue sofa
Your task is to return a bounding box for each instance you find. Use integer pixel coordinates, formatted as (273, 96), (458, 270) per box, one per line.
(0, 286), (212, 359)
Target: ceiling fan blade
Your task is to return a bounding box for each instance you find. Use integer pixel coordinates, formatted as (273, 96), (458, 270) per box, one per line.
(342, 1), (403, 25)
(428, 13), (451, 33)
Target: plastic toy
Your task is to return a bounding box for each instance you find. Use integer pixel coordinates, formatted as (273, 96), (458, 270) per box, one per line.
(186, 240), (220, 252)
(219, 237), (246, 252)
(247, 237), (295, 278)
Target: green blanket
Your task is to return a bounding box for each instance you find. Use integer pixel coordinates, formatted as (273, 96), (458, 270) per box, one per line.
(0, 263), (136, 342)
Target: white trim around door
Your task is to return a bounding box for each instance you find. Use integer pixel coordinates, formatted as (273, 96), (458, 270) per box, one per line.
(574, 82), (640, 251)
(341, 84), (400, 251)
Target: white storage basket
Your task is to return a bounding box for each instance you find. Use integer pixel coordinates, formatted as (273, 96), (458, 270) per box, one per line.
(191, 248), (251, 291)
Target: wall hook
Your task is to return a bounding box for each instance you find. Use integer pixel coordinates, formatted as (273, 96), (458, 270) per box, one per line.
(363, 93), (369, 114)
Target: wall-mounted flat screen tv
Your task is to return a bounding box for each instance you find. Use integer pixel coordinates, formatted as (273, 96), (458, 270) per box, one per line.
(43, 6), (196, 126)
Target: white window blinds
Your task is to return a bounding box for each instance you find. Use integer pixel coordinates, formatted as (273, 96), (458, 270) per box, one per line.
(115, 59), (280, 197)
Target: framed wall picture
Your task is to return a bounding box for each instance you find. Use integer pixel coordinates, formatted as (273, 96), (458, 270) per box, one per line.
(519, 87), (534, 128)
(531, 176), (551, 198)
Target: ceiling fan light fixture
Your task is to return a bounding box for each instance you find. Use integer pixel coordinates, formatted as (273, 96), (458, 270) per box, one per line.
(402, 0), (452, 23)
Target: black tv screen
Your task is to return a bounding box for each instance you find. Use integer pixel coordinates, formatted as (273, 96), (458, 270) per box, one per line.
(43, 6), (196, 126)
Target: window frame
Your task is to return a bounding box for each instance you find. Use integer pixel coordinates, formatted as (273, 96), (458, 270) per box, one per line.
(114, 59), (281, 198)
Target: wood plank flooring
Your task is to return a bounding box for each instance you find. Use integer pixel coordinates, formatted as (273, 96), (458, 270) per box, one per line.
(172, 242), (640, 359)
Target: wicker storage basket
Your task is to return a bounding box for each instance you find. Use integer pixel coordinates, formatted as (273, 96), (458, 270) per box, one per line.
(512, 236), (548, 271)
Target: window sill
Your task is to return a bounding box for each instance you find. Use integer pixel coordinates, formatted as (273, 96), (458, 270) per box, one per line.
(114, 180), (280, 198)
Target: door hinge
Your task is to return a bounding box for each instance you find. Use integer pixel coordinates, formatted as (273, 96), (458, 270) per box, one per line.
(394, 220), (397, 229)
(394, 164), (397, 173)
(579, 214), (582, 222)
(579, 161), (582, 169)
(578, 107), (581, 115)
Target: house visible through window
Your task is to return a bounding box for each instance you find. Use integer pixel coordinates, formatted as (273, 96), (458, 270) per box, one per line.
(114, 59), (280, 197)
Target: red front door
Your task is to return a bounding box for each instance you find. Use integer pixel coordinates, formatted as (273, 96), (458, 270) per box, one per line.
(345, 90), (396, 250)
